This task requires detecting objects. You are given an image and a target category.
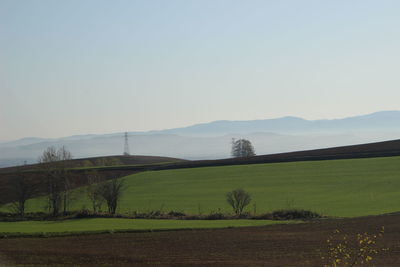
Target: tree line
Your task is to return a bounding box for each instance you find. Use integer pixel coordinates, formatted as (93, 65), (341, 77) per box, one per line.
(6, 138), (257, 218)
(6, 146), (124, 217)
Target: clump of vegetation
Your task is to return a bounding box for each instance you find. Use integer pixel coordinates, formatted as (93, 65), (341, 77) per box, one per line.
(0, 212), (48, 222)
(253, 209), (322, 220)
(271, 209), (322, 220)
(226, 189), (251, 216)
(74, 209), (93, 218)
(322, 227), (388, 266)
(167, 211), (186, 217)
(205, 212), (225, 220)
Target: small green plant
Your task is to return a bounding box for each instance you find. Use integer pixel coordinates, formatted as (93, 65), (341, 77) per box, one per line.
(197, 203), (203, 215)
(322, 226), (388, 266)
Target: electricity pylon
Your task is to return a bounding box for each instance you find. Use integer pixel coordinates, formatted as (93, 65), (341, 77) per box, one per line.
(123, 132), (130, 156)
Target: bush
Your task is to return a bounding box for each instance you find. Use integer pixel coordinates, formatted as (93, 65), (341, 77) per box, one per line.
(323, 227), (387, 266)
(148, 210), (163, 217)
(74, 209), (93, 218)
(167, 211), (186, 217)
(226, 189), (251, 216)
(237, 212), (251, 219)
(205, 212), (225, 220)
(271, 209), (322, 220)
(252, 209), (322, 220)
(252, 213), (273, 220)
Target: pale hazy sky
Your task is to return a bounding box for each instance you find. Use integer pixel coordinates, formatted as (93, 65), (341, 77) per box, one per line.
(1, 0), (400, 141)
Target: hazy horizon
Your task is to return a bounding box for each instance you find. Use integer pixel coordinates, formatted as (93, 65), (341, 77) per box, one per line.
(0, 110), (399, 142)
(2, 1), (400, 140)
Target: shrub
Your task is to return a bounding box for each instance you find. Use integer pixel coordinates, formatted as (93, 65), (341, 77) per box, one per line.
(74, 209), (93, 218)
(167, 211), (186, 217)
(271, 209), (322, 220)
(205, 212), (225, 220)
(148, 210), (163, 217)
(226, 189), (251, 216)
(253, 209), (322, 220)
(322, 227), (388, 266)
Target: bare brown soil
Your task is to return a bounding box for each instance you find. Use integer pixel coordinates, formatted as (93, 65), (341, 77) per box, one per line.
(1, 214), (400, 266)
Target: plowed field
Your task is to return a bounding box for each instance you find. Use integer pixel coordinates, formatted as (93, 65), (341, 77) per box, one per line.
(1, 214), (399, 266)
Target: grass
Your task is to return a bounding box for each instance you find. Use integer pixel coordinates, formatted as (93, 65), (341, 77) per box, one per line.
(0, 218), (286, 236)
(7, 156), (400, 217)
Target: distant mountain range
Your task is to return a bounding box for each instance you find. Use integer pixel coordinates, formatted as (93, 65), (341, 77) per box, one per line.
(1, 111), (400, 167)
(149, 110), (400, 136)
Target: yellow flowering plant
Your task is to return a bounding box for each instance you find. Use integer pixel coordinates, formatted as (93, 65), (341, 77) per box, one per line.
(322, 226), (387, 266)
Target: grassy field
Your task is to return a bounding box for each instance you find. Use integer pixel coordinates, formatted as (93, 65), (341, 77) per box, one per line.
(10, 156), (400, 217)
(0, 218), (285, 236)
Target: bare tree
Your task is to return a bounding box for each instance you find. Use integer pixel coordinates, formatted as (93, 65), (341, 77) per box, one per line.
(226, 189), (251, 216)
(100, 179), (124, 214)
(86, 171), (104, 213)
(231, 138), (256, 158)
(59, 146), (73, 214)
(38, 146), (72, 216)
(9, 171), (38, 217)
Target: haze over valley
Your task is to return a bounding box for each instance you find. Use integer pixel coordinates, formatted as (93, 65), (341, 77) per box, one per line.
(1, 110), (400, 167)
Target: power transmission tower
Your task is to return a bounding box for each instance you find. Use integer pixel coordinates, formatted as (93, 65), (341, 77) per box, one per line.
(123, 132), (130, 156)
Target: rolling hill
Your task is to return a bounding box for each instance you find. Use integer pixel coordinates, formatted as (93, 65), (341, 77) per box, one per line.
(0, 155), (185, 205)
(2, 138), (400, 215)
(18, 155), (400, 217)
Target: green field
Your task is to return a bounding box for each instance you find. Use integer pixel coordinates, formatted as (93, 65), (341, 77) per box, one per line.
(0, 218), (284, 236)
(10, 156), (400, 217)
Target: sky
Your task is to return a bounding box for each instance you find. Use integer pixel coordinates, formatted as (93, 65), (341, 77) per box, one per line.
(1, 0), (400, 141)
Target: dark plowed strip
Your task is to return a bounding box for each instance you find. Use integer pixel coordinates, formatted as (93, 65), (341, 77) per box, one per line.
(1, 214), (400, 266)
